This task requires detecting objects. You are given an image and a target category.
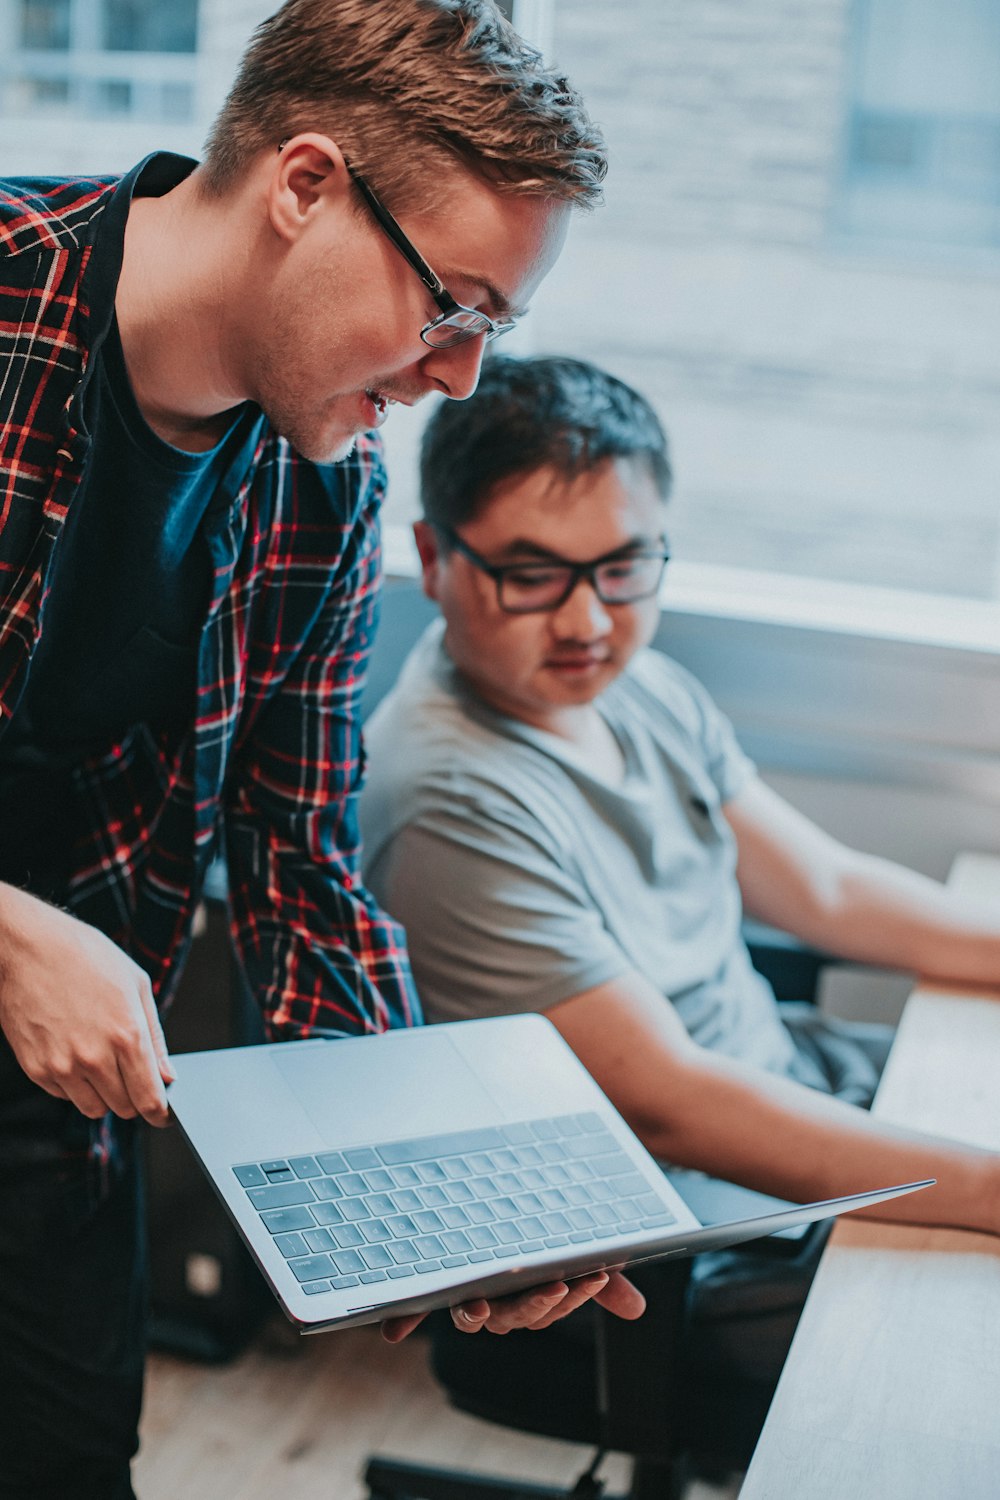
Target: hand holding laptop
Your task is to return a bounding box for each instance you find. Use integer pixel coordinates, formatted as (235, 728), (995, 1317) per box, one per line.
(381, 1265), (645, 1343)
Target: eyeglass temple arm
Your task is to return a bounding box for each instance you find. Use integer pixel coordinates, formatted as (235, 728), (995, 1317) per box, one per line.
(345, 165), (452, 304)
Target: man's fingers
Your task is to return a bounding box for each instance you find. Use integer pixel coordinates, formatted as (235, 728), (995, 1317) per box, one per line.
(140, 983), (175, 1085)
(62, 1075), (115, 1120)
(118, 1046), (170, 1127)
(594, 1270), (646, 1321)
(380, 1312), (427, 1343)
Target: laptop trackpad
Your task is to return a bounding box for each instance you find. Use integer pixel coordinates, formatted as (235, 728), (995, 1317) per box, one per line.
(272, 1031), (492, 1146)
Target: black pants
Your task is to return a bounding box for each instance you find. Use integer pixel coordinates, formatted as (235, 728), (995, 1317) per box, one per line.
(0, 1063), (145, 1500)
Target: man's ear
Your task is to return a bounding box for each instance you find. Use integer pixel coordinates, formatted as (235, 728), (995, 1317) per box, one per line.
(413, 521), (442, 601)
(267, 133), (352, 245)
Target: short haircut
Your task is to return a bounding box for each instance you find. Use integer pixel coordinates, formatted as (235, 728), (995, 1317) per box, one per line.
(420, 354), (672, 531)
(202, 0), (606, 211)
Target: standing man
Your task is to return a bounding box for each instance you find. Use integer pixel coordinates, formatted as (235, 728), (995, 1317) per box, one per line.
(0, 9), (638, 1498)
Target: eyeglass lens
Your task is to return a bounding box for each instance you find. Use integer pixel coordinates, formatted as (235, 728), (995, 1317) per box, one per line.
(499, 555), (667, 612)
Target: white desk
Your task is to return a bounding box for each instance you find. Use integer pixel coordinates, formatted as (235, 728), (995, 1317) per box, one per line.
(740, 853), (1000, 1500)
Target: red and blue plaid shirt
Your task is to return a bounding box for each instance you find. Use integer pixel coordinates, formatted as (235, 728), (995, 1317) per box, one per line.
(0, 158), (420, 1192)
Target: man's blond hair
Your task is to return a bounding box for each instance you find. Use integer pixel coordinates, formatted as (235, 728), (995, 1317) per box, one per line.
(202, 0), (606, 211)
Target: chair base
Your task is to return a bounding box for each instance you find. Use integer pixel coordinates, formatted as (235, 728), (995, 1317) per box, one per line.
(363, 1453), (686, 1500)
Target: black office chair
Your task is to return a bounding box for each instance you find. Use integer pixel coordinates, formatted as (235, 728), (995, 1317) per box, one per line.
(363, 933), (839, 1500)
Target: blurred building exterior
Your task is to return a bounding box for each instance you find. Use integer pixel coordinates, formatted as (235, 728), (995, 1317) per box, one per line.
(2, 0), (998, 602)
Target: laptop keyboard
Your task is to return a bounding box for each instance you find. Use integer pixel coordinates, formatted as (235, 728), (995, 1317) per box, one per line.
(231, 1112), (676, 1297)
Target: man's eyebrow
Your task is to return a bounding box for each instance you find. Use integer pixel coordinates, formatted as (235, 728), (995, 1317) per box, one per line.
(493, 534), (666, 563)
(447, 270), (524, 320)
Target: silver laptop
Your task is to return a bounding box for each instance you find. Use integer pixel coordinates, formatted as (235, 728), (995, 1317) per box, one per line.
(167, 1013), (931, 1334)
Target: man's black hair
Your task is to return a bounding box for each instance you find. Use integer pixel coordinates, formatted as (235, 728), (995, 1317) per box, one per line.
(419, 354), (672, 530)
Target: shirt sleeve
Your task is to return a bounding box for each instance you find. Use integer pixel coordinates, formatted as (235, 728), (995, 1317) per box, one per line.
(224, 469), (421, 1042)
(370, 796), (633, 1025)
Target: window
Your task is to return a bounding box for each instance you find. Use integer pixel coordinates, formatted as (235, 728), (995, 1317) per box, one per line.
(839, 0), (1000, 251)
(1, 0), (205, 131)
(511, 0), (1000, 617)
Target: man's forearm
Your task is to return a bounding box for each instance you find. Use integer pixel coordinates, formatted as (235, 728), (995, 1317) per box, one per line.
(792, 852), (1000, 989)
(644, 1046), (1000, 1236)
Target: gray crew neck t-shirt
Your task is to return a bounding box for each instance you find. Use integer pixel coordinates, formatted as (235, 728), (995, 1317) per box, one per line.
(360, 621), (802, 1080)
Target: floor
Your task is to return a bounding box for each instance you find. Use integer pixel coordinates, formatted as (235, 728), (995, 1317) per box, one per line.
(135, 1313), (741, 1500)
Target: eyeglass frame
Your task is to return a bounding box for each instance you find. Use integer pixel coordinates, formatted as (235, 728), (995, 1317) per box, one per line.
(436, 523), (671, 614)
(277, 138), (518, 349)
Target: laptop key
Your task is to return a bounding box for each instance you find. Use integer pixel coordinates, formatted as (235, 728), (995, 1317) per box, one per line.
(531, 1120), (560, 1141)
(274, 1232), (309, 1259)
(417, 1184), (449, 1210)
(555, 1116), (583, 1137)
(569, 1231), (594, 1244)
(361, 1219), (393, 1244)
(390, 1188), (422, 1213)
(261, 1206), (314, 1234)
(311, 1177), (343, 1201)
(567, 1207), (597, 1230)
(636, 1194), (673, 1218)
(389, 1165), (421, 1188)
(501, 1123), (533, 1145)
(388, 1240), (420, 1265)
(439, 1205), (471, 1229)
(440, 1229), (473, 1254)
(331, 1250), (365, 1275)
(441, 1254), (471, 1268)
(248, 1182), (315, 1210)
(575, 1112), (605, 1133)
(336, 1173), (367, 1196)
(360, 1270), (389, 1284)
(330, 1274), (361, 1289)
(465, 1202), (495, 1225)
(377, 1127), (506, 1165)
(412, 1234), (446, 1258)
(468, 1225), (499, 1249)
(316, 1151), (347, 1175)
(362, 1169), (394, 1192)
(641, 1214), (677, 1229)
(309, 1201), (344, 1226)
(467, 1249), (493, 1263)
(344, 1147), (380, 1171)
(443, 1182), (474, 1205)
(416, 1162), (448, 1184)
(288, 1156), (322, 1179)
(339, 1197), (370, 1222)
(387, 1264), (415, 1279)
(386, 1214), (419, 1238)
(233, 1164), (266, 1188)
(360, 1245), (393, 1270)
(302, 1280), (331, 1295)
(415, 1259), (443, 1274)
(543, 1234), (569, 1247)
(412, 1209), (445, 1232)
(303, 1228), (336, 1253)
(260, 1159), (291, 1174)
(288, 1254), (334, 1282)
(364, 1193), (395, 1218)
(331, 1224), (365, 1249)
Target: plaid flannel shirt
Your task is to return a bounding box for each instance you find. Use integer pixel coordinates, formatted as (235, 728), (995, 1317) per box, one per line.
(0, 158), (421, 1197)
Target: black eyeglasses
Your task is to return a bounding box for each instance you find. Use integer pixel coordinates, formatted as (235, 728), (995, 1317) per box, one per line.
(438, 525), (670, 614)
(278, 140), (517, 349)
(347, 167), (518, 349)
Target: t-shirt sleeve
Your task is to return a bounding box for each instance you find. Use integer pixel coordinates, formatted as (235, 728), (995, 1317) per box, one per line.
(371, 802), (634, 1025)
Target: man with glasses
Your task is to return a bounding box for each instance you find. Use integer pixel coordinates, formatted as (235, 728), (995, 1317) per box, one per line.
(360, 353), (1000, 1419)
(0, 7), (645, 1498)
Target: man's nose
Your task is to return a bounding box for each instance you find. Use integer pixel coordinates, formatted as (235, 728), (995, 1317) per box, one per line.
(420, 334), (488, 401)
(551, 576), (614, 637)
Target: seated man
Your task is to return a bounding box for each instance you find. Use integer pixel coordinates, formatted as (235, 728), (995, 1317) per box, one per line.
(360, 353), (1000, 1390)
